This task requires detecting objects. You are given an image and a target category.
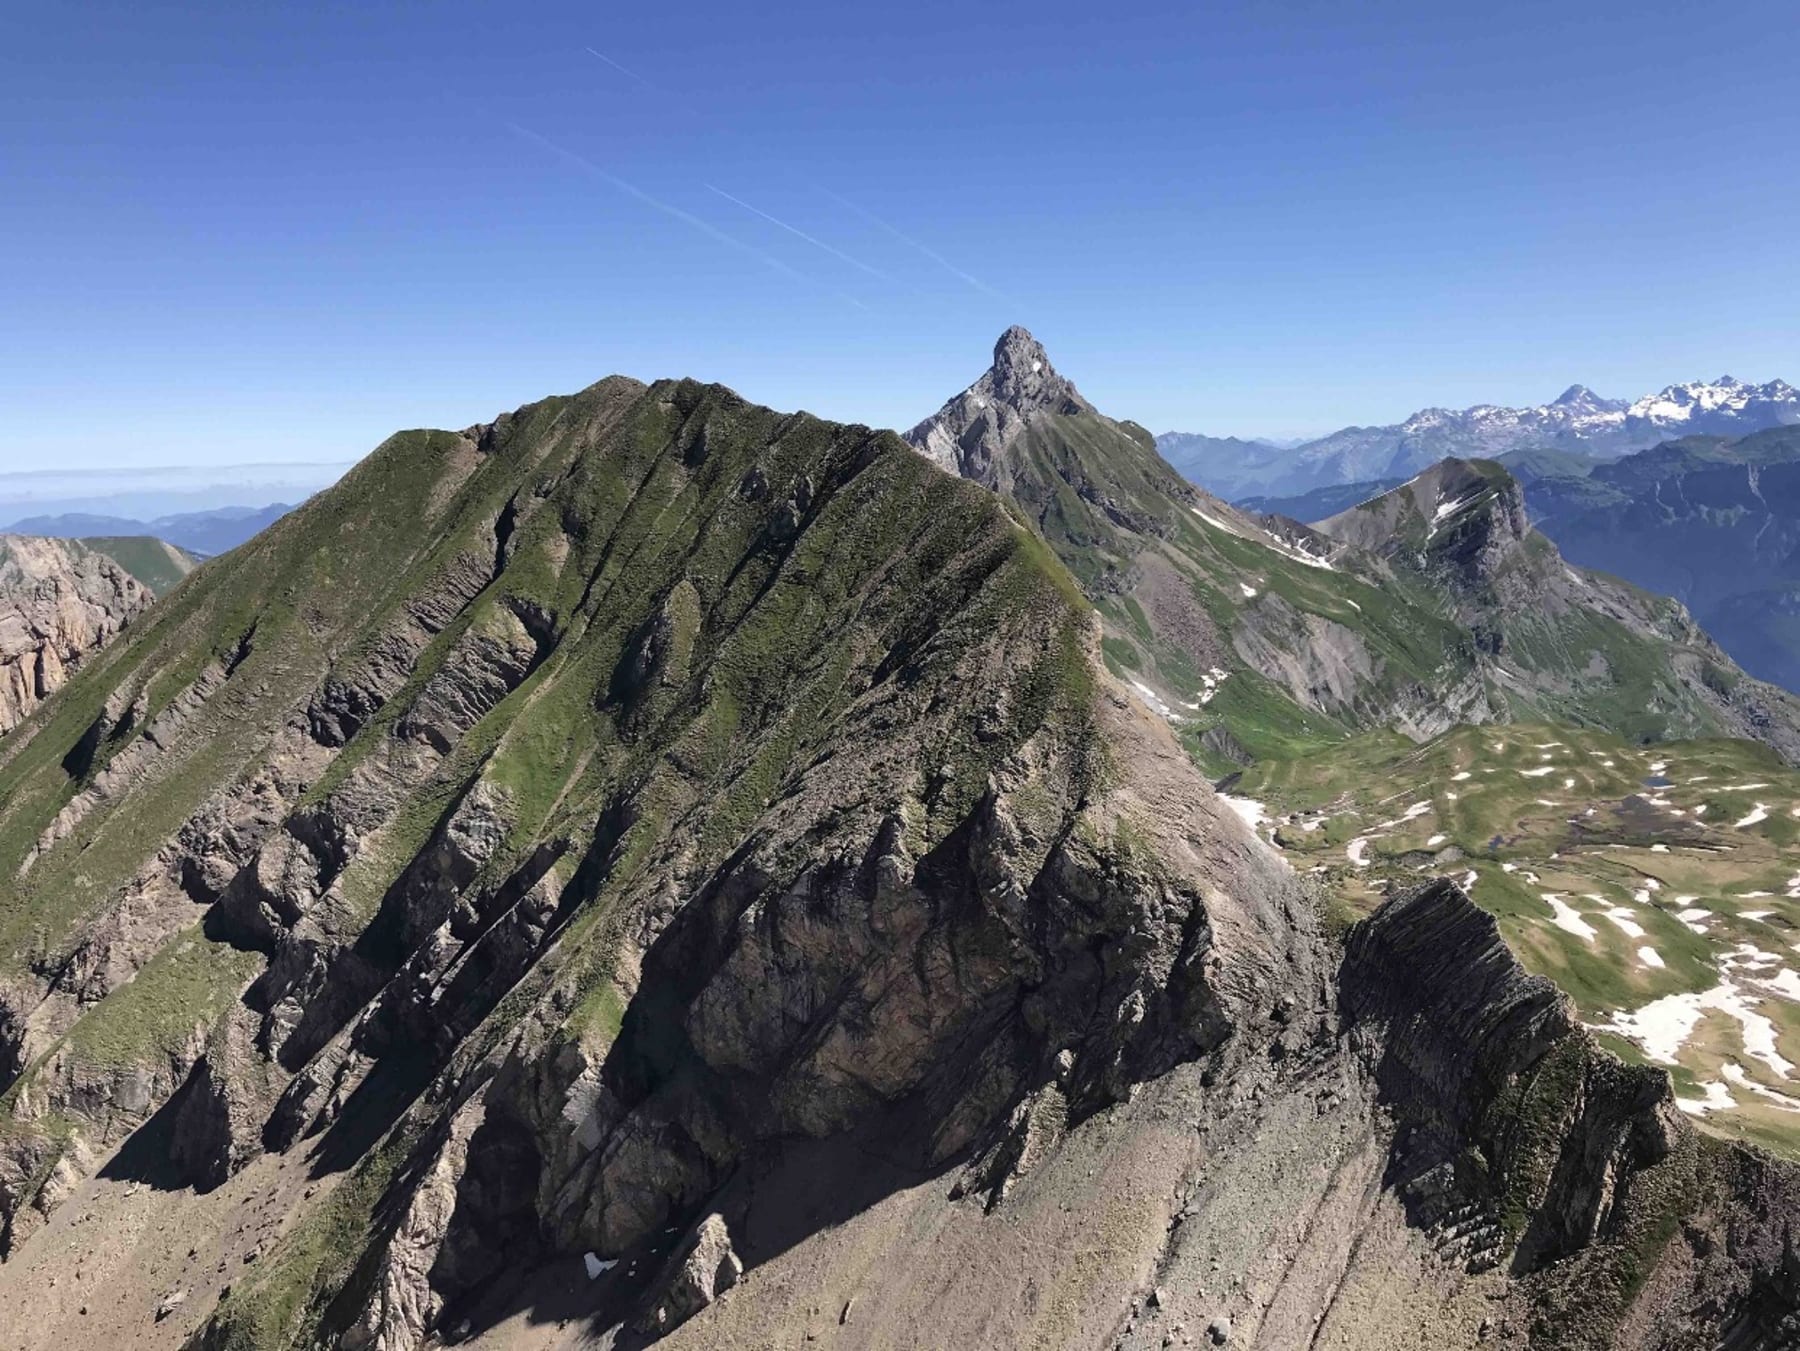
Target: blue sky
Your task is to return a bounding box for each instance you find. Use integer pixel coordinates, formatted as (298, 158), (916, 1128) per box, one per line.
(5, 0), (1798, 468)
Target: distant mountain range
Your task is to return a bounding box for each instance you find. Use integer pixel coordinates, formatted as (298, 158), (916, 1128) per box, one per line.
(1161, 375), (1800, 498)
(1509, 427), (1800, 695)
(1147, 431), (1294, 499)
(4, 502), (295, 558)
(0, 460), (347, 524)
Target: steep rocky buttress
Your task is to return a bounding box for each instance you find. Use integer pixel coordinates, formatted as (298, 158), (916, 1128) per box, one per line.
(0, 535), (150, 736)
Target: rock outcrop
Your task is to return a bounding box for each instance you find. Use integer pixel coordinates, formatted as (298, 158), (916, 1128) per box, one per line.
(1341, 880), (1799, 1350)
(0, 535), (149, 735)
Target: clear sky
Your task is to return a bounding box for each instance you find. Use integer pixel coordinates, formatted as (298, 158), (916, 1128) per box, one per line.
(6, 0), (1798, 468)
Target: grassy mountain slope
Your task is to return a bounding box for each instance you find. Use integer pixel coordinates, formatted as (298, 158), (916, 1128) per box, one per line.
(906, 330), (1512, 769)
(80, 535), (200, 596)
(0, 373), (1321, 1349)
(0, 372), (1791, 1350)
(1233, 721), (1800, 1158)
(1313, 458), (1800, 759)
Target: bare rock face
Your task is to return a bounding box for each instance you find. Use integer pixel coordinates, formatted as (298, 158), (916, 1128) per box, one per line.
(904, 325), (1094, 488)
(0, 536), (150, 735)
(635, 1212), (742, 1334)
(1341, 880), (1797, 1347)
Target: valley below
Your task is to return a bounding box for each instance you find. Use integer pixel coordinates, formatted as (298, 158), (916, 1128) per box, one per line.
(1230, 724), (1800, 1159)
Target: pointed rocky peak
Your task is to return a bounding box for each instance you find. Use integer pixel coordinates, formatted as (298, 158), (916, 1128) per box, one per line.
(905, 326), (1094, 486)
(986, 325), (1091, 418)
(1551, 383), (1615, 410)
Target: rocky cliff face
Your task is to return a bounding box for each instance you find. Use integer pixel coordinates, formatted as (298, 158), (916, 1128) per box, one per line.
(1342, 881), (1799, 1351)
(0, 536), (149, 736)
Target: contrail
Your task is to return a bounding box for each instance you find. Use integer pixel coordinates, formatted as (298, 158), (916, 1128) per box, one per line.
(584, 47), (654, 88)
(820, 188), (1010, 302)
(506, 124), (870, 311)
(576, 44), (989, 304)
(706, 185), (896, 283)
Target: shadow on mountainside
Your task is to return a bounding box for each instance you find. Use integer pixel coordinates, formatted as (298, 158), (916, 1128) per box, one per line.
(97, 1086), (192, 1192)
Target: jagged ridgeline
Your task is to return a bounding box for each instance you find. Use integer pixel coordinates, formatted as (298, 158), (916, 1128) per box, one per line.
(0, 376), (1308, 1345)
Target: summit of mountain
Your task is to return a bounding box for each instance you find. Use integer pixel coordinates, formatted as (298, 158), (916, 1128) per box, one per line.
(905, 325), (1096, 488)
(1312, 457), (1800, 757)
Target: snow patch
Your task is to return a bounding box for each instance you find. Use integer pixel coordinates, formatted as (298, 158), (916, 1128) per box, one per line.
(1602, 907), (1646, 939)
(1542, 893), (1597, 942)
(1219, 795), (1267, 833)
(1128, 679), (1179, 722)
(1722, 1061), (1800, 1112)
(1676, 1080), (1735, 1116)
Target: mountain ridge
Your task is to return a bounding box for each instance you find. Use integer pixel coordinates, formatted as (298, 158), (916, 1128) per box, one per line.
(1309, 456), (1800, 758)
(905, 331), (1800, 767)
(1160, 374), (1800, 498)
(0, 369), (1791, 1349)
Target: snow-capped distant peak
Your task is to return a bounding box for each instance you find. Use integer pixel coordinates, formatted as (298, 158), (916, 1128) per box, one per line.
(1551, 384), (1617, 413)
(1164, 369), (1800, 501)
(1626, 376), (1800, 425)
